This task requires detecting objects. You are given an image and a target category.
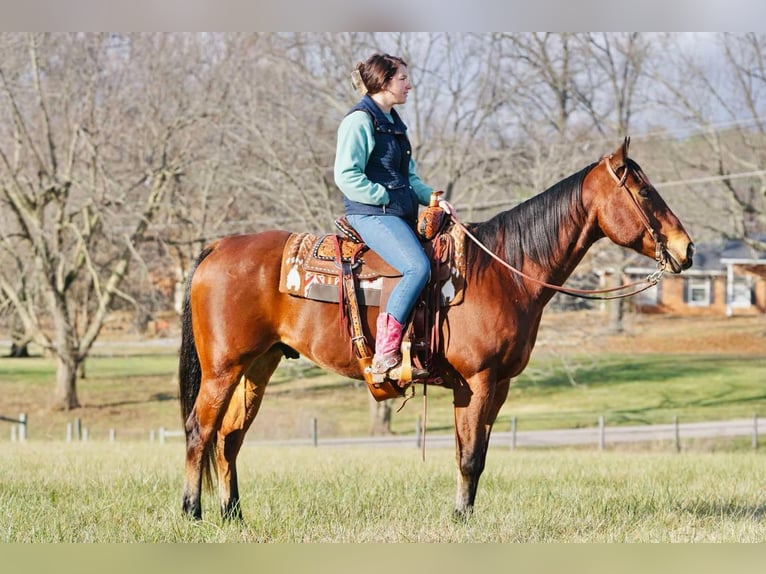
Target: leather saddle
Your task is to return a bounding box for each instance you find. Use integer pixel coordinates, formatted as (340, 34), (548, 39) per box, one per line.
(278, 208), (465, 401)
(279, 217), (463, 307)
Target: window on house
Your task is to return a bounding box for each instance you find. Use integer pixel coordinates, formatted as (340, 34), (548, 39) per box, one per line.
(687, 277), (711, 306)
(730, 276), (752, 308)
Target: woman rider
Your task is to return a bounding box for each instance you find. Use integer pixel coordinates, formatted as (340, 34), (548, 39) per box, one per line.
(334, 53), (451, 380)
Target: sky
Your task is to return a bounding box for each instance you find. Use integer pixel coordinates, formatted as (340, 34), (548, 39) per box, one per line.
(2, 0), (766, 32)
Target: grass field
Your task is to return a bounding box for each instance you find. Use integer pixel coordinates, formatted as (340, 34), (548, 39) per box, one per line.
(0, 313), (764, 542)
(1, 315), (764, 442)
(1, 442), (765, 542)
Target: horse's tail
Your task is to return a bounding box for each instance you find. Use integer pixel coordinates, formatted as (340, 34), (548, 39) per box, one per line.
(178, 244), (216, 488)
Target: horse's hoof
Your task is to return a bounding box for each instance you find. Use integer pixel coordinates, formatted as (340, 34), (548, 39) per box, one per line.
(452, 506), (474, 523)
(182, 497), (203, 520)
(183, 507), (203, 521)
(221, 505), (243, 522)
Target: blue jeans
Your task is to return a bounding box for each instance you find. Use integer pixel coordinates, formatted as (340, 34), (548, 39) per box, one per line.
(346, 214), (430, 324)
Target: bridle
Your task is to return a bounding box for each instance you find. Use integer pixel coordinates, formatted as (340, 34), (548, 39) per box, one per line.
(602, 154), (669, 269)
(451, 155), (669, 301)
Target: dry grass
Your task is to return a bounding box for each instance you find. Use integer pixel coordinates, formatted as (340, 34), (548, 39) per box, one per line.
(2, 443), (766, 542)
(534, 311), (765, 356)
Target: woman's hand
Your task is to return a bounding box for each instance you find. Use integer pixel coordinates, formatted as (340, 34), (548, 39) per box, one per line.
(438, 199), (455, 216)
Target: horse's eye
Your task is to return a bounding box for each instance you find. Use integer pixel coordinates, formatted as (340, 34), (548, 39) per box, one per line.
(638, 187), (652, 199)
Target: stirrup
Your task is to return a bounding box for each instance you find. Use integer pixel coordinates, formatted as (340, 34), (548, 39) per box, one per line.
(388, 365), (429, 382)
(371, 342), (429, 385)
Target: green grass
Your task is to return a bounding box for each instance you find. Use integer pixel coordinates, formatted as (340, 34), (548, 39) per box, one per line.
(501, 354), (766, 429)
(0, 352), (764, 442)
(1, 443), (764, 542)
(2, 331), (765, 543)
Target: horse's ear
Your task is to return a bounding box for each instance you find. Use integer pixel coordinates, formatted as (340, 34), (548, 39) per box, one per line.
(607, 138), (629, 171)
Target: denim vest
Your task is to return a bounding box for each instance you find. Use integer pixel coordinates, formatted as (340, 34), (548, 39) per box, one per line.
(342, 95), (419, 224)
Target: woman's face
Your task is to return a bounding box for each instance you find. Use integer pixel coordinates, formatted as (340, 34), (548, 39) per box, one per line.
(383, 65), (412, 105)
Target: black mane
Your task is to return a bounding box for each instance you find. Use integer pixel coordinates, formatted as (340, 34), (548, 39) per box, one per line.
(466, 162), (595, 281)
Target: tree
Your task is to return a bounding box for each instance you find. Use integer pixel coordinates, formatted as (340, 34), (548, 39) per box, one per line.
(649, 33), (766, 247)
(0, 33), (225, 409)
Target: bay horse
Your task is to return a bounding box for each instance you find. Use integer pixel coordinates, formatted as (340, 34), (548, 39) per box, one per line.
(178, 138), (694, 520)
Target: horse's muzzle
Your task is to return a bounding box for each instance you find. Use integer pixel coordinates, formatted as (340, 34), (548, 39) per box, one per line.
(666, 242), (694, 273)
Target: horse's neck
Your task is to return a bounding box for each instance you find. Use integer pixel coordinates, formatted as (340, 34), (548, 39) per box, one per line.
(524, 211), (599, 304)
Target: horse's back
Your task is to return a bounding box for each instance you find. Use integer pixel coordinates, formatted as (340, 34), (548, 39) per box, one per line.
(190, 230), (293, 349)
(198, 230), (290, 271)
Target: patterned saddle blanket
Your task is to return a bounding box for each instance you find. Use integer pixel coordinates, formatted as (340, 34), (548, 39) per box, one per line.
(278, 224), (467, 307)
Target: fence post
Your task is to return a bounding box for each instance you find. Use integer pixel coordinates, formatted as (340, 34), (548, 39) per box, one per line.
(311, 417), (318, 447)
(82, 428), (89, 442)
(109, 429), (116, 443)
(753, 414), (759, 450)
(415, 417), (422, 449)
(159, 427), (166, 445)
(66, 422), (73, 443)
(598, 416), (605, 451)
(510, 416), (517, 451)
(74, 418), (82, 441)
(18, 413), (27, 442)
(10, 425), (17, 442)
(674, 415), (681, 453)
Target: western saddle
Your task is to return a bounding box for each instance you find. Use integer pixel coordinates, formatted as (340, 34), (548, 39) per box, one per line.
(278, 193), (465, 401)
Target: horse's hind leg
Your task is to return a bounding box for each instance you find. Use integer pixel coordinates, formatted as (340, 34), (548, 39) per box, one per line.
(216, 347), (283, 520)
(183, 367), (244, 520)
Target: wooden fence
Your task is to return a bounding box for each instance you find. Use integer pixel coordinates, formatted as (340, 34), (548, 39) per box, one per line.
(151, 415), (762, 452)
(1, 413), (27, 442)
(3, 414), (761, 452)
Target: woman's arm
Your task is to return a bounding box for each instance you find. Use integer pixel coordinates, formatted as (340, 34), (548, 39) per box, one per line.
(408, 157), (433, 205)
(334, 111), (389, 206)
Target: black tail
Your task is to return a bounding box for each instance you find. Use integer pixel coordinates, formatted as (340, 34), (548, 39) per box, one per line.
(178, 246), (214, 424)
(178, 245), (215, 488)
(178, 245), (216, 488)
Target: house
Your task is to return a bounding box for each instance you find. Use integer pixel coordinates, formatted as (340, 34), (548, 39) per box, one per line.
(623, 238), (766, 316)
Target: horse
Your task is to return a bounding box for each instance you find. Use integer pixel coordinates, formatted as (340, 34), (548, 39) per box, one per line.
(178, 138), (694, 521)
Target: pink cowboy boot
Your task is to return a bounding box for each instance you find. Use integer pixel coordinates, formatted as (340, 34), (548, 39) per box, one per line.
(371, 313), (403, 375)
(371, 313), (429, 383)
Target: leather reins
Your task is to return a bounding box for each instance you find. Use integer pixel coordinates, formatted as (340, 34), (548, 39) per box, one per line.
(451, 155), (668, 301)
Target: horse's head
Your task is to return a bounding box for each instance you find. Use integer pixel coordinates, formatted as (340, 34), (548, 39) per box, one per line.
(591, 137), (694, 273)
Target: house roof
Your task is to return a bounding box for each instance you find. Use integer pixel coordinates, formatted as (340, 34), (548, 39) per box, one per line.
(719, 238), (766, 264)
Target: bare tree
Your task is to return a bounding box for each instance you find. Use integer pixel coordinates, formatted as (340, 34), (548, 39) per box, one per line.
(2, 32), (762, 412)
(649, 33), (766, 247)
(0, 33), (225, 409)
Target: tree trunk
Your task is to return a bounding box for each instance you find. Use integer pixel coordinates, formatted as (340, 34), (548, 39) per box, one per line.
(368, 394), (393, 435)
(9, 342), (30, 358)
(607, 272), (624, 334)
(52, 354), (81, 410)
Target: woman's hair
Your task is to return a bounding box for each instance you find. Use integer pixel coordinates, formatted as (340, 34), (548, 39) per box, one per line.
(351, 53), (407, 96)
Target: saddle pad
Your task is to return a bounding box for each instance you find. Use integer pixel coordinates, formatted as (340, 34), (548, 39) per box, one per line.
(278, 227), (467, 306)
(436, 224), (467, 306)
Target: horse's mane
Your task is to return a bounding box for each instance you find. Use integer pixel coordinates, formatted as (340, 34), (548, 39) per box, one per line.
(465, 162), (596, 282)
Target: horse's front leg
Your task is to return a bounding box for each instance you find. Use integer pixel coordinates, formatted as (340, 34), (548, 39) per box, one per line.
(452, 372), (510, 518)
